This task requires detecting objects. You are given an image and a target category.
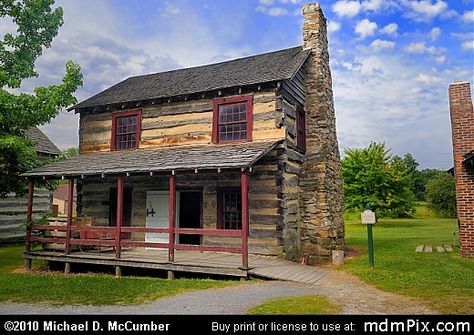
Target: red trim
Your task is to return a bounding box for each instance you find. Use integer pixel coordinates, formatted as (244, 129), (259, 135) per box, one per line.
(212, 95), (253, 144)
(65, 179), (74, 255)
(32, 225), (67, 231)
(241, 170), (249, 269)
(115, 176), (123, 258)
(168, 174), (176, 262)
(25, 180), (34, 253)
(121, 227), (169, 233)
(296, 105), (306, 151)
(111, 109), (142, 151)
(175, 228), (241, 237)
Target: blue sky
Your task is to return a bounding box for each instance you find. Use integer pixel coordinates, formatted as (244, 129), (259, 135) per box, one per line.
(3, 0), (473, 168)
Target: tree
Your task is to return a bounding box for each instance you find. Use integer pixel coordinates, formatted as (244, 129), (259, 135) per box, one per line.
(426, 173), (456, 218)
(413, 168), (446, 201)
(59, 147), (79, 160)
(0, 0), (82, 197)
(342, 142), (415, 217)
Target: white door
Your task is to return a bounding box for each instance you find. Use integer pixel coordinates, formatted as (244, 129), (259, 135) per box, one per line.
(145, 191), (179, 247)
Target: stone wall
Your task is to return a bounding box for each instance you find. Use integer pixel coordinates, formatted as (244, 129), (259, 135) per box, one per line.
(298, 3), (344, 264)
(449, 81), (474, 257)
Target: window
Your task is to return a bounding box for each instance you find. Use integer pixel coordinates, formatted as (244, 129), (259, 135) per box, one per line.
(111, 110), (141, 150)
(296, 106), (306, 151)
(217, 188), (242, 230)
(212, 95), (253, 143)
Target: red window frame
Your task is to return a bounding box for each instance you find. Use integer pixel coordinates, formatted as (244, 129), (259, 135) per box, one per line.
(212, 95), (253, 144)
(296, 106), (306, 151)
(217, 187), (242, 230)
(111, 109), (142, 151)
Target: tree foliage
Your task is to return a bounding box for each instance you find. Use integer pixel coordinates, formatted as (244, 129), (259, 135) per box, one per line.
(426, 173), (456, 218)
(413, 168), (446, 201)
(342, 142), (415, 217)
(59, 147), (79, 160)
(0, 0), (82, 196)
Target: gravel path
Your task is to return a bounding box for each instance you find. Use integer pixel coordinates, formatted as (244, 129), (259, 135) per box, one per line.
(0, 269), (435, 315)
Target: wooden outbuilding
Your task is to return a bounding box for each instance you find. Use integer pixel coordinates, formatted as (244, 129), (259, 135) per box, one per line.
(22, 4), (344, 276)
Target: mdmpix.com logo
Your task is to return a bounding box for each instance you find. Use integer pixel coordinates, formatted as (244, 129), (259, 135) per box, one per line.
(364, 319), (471, 333)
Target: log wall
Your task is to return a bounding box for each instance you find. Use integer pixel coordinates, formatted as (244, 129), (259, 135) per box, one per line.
(78, 147), (288, 255)
(79, 90), (285, 153)
(0, 189), (51, 243)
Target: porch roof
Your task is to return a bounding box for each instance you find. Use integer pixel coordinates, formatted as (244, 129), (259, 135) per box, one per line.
(22, 140), (282, 178)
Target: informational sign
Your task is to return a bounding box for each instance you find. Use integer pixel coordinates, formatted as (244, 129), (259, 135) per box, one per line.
(361, 209), (376, 225)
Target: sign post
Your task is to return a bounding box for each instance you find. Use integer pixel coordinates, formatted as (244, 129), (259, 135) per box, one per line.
(361, 209), (376, 269)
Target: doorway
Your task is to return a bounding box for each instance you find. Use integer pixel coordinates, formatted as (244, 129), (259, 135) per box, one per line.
(178, 191), (202, 245)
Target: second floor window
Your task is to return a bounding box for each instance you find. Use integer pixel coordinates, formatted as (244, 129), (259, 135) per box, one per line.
(112, 110), (141, 151)
(212, 95), (253, 143)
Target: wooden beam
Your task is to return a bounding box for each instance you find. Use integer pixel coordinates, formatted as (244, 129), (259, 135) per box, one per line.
(25, 180), (34, 268)
(65, 179), (74, 255)
(115, 176), (124, 258)
(168, 174), (176, 263)
(241, 170), (249, 269)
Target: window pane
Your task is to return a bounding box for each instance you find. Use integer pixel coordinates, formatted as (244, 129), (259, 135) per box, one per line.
(217, 102), (249, 143)
(115, 114), (139, 150)
(222, 191), (242, 229)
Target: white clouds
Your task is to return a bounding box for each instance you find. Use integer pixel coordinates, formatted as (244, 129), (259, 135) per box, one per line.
(434, 55), (446, 64)
(361, 0), (384, 11)
(430, 27), (441, 40)
(370, 39), (396, 52)
(355, 19), (377, 39)
(332, 52), (469, 168)
(328, 21), (341, 33)
(462, 10), (474, 23)
(403, 0), (449, 22)
(333, 1), (361, 18)
(332, 0), (394, 17)
(415, 73), (441, 85)
(404, 42), (444, 55)
(462, 40), (474, 51)
(256, 6), (289, 16)
(160, 3), (180, 17)
(381, 23), (398, 37)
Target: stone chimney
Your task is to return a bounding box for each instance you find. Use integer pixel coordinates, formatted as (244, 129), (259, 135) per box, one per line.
(299, 3), (344, 264)
(449, 81), (474, 257)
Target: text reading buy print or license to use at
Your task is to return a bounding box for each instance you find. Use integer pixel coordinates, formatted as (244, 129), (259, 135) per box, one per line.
(212, 321), (354, 332)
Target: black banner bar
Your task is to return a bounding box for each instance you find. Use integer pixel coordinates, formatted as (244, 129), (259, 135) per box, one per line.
(0, 315), (472, 335)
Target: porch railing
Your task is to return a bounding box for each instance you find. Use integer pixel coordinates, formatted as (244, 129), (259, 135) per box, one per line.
(25, 170), (250, 270)
(27, 225), (246, 265)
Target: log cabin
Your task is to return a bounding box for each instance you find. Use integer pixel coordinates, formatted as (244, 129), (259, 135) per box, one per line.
(0, 127), (60, 243)
(22, 3), (344, 275)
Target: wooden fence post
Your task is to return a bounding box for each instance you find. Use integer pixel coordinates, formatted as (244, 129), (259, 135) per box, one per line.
(168, 174), (176, 263)
(24, 179), (34, 269)
(116, 176), (123, 259)
(240, 169), (249, 269)
(65, 178), (74, 255)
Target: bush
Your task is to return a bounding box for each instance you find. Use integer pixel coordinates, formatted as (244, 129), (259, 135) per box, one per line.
(425, 173), (456, 218)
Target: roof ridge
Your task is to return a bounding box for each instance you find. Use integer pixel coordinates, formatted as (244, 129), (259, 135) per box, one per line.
(128, 46), (303, 80)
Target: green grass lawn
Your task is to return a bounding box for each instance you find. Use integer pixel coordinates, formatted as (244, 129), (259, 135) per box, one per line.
(247, 295), (342, 315)
(0, 245), (238, 306)
(343, 204), (474, 314)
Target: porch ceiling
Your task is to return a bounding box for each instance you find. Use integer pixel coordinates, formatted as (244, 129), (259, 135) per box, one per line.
(22, 140), (282, 178)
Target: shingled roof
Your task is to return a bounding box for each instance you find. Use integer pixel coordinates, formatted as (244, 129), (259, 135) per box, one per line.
(72, 46), (310, 111)
(22, 140), (282, 178)
(26, 127), (61, 156)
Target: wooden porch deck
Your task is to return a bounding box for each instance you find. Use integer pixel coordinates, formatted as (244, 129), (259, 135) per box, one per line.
(24, 249), (328, 284)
